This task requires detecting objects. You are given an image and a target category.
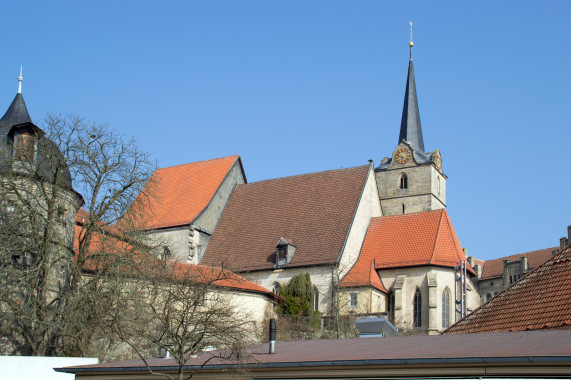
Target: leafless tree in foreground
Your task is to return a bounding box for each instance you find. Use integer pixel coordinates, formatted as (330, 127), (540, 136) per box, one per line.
(0, 114), (156, 357)
(111, 261), (254, 380)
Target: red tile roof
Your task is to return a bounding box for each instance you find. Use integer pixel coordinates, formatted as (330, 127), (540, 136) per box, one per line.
(125, 155), (240, 230)
(343, 210), (473, 286)
(480, 246), (558, 280)
(445, 246), (571, 334)
(201, 165), (371, 272)
(340, 259), (387, 293)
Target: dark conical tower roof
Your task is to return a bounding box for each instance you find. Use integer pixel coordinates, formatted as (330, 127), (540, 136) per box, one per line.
(398, 58), (425, 153)
(0, 93), (32, 128)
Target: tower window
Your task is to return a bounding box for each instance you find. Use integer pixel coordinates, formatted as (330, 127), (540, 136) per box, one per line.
(402, 204), (405, 214)
(400, 173), (408, 189)
(14, 129), (36, 162)
(413, 288), (422, 328)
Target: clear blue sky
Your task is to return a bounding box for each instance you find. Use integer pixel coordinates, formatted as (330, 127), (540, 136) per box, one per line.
(1, 1), (569, 260)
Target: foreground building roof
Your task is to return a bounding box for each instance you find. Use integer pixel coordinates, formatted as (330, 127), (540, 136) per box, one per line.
(201, 165), (371, 272)
(126, 155), (242, 230)
(445, 246), (571, 334)
(480, 246), (558, 279)
(57, 330), (571, 378)
(342, 210), (473, 286)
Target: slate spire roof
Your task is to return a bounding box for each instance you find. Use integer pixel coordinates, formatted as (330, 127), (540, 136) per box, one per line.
(398, 58), (425, 153)
(0, 93), (33, 131)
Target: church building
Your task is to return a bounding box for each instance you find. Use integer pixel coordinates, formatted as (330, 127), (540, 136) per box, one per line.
(131, 38), (481, 334)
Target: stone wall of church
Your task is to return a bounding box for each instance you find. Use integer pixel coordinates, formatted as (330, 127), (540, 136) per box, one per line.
(376, 164), (445, 216)
(244, 265), (335, 315)
(338, 287), (386, 315)
(338, 166), (382, 278)
(378, 266), (480, 334)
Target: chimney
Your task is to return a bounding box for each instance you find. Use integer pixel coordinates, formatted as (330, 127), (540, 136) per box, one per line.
(561, 237), (568, 251)
(269, 318), (276, 354)
(521, 255), (528, 273)
(467, 255), (474, 267)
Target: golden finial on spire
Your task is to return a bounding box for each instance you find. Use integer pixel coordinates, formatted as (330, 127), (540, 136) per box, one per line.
(409, 21), (414, 59)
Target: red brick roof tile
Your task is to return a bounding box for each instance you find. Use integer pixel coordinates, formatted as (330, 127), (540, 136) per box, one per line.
(201, 165), (371, 272)
(340, 259), (387, 293)
(445, 246), (571, 334)
(344, 210), (473, 282)
(480, 247), (558, 280)
(126, 155), (239, 230)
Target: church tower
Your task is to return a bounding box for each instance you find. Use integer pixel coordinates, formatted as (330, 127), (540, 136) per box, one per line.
(375, 27), (446, 216)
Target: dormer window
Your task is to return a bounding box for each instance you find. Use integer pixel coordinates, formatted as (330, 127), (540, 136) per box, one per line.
(13, 127), (36, 162)
(275, 237), (296, 269)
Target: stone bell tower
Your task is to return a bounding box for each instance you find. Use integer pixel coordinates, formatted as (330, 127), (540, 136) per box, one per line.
(375, 30), (446, 216)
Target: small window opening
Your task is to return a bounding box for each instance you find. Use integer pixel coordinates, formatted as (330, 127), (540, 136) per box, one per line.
(486, 293), (492, 302)
(161, 246), (171, 261)
(273, 282), (281, 295)
(402, 204), (405, 214)
(400, 173), (408, 189)
(349, 293), (358, 308)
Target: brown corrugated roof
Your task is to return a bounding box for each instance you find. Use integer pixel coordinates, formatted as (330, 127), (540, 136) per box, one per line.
(201, 165), (371, 272)
(58, 330), (571, 373)
(445, 246), (571, 334)
(480, 246), (558, 279)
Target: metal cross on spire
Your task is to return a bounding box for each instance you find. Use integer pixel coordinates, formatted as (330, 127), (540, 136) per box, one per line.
(409, 21), (414, 59)
(18, 66), (23, 94)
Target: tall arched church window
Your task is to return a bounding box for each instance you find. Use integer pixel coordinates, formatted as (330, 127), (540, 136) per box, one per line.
(387, 290), (395, 322)
(313, 286), (319, 311)
(442, 288), (450, 329)
(413, 288), (422, 328)
(400, 173), (408, 189)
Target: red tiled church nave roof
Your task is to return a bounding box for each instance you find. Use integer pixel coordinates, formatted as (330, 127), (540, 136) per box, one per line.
(343, 209), (473, 287)
(126, 155), (241, 230)
(201, 165), (371, 272)
(445, 245), (571, 334)
(479, 246), (558, 280)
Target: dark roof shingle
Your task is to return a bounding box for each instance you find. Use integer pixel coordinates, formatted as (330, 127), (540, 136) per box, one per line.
(201, 165), (371, 272)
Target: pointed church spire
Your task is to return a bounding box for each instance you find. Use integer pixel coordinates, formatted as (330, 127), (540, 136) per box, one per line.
(398, 22), (425, 153)
(0, 69), (32, 127)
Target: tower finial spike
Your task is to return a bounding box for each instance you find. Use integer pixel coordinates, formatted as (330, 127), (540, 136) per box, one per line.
(18, 66), (23, 94)
(409, 21), (414, 59)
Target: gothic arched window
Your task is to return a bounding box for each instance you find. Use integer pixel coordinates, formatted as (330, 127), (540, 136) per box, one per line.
(313, 286), (319, 311)
(272, 282), (281, 295)
(400, 173), (408, 189)
(413, 288), (422, 328)
(442, 288), (450, 329)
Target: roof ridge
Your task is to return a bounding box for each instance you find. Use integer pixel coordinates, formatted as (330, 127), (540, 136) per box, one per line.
(157, 155), (239, 171)
(429, 209), (445, 264)
(245, 164), (370, 186)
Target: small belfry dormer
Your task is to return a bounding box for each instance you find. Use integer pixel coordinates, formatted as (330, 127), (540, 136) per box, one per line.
(375, 23), (446, 216)
(274, 237), (296, 269)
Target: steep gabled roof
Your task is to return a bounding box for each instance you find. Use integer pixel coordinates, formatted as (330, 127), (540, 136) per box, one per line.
(345, 209), (473, 275)
(340, 259), (387, 293)
(480, 246), (558, 280)
(445, 246), (571, 334)
(126, 155), (241, 230)
(201, 165), (371, 272)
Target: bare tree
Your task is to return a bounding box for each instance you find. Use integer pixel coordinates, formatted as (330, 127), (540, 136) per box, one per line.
(0, 114), (156, 357)
(111, 261), (254, 380)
